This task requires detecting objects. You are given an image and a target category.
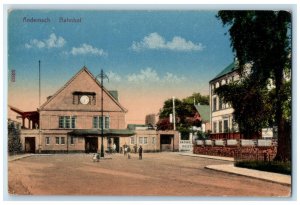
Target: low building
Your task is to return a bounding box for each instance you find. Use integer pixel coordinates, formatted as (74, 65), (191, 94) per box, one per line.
(9, 66), (135, 153)
(127, 124), (180, 152)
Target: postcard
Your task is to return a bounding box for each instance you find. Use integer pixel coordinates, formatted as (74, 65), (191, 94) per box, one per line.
(6, 7), (292, 198)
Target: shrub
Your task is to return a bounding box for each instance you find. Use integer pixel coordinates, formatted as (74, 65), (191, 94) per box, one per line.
(235, 160), (291, 175)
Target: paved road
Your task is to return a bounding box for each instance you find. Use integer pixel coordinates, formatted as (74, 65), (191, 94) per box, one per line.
(8, 152), (291, 196)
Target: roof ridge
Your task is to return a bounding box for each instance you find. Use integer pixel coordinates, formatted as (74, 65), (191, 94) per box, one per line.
(39, 66), (127, 112)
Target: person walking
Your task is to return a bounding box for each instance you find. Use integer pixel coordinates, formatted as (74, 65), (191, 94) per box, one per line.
(138, 145), (143, 160)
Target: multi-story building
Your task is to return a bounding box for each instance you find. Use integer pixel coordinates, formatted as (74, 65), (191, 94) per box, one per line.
(9, 66), (135, 153)
(209, 62), (240, 137)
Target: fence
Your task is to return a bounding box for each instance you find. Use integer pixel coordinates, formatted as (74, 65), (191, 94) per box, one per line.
(194, 139), (277, 161)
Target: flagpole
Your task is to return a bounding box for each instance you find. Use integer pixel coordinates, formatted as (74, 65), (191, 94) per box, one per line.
(38, 60), (41, 153)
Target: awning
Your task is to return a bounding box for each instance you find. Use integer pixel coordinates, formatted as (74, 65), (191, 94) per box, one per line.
(68, 129), (136, 137)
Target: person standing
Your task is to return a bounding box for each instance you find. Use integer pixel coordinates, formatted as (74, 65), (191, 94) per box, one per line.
(138, 145), (143, 160)
(113, 143), (116, 153)
(124, 146), (127, 156)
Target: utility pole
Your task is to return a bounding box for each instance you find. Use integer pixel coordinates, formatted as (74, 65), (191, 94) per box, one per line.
(97, 69), (109, 158)
(38, 60), (41, 153)
(172, 96), (176, 131)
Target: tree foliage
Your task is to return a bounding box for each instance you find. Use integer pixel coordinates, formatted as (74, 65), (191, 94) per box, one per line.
(217, 10), (291, 161)
(8, 121), (22, 155)
(157, 93), (209, 131)
(215, 77), (274, 138)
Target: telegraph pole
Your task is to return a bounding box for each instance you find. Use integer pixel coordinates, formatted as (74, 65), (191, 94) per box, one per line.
(38, 60), (41, 153)
(172, 96), (176, 131)
(97, 69), (109, 158)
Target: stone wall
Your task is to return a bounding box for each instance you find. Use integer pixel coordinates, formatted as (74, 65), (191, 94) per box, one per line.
(193, 139), (277, 161)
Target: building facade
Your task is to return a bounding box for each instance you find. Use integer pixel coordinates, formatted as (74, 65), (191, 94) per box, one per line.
(127, 124), (180, 152)
(209, 62), (240, 137)
(11, 67), (135, 153)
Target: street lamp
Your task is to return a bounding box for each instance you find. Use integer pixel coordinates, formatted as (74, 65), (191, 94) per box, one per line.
(96, 69), (109, 158)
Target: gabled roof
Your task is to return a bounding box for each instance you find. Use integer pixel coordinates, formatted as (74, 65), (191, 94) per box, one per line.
(194, 104), (210, 122)
(39, 66), (127, 112)
(210, 62), (238, 82)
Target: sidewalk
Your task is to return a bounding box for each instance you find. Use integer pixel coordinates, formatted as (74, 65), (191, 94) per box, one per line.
(179, 152), (234, 162)
(8, 154), (35, 162)
(178, 152), (291, 186)
(206, 164), (291, 186)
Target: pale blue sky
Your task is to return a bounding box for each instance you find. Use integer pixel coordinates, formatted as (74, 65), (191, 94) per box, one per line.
(8, 10), (234, 123)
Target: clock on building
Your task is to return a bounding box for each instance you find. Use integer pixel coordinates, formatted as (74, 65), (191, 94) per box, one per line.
(80, 95), (90, 104)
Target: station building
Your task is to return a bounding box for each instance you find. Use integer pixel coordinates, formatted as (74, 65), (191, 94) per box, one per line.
(9, 66), (135, 153)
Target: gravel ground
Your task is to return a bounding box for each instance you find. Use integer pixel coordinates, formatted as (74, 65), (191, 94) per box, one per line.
(8, 152), (291, 196)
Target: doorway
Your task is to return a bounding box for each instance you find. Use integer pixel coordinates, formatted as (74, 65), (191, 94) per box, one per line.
(25, 137), (36, 153)
(160, 134), (174, 151)
(85, 137), (98, 153)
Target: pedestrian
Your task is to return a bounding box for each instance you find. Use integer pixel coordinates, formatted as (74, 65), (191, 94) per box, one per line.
(134, 144), (137, 153)
(138, 145), (143, 160)
(113, 143), (116, 153)
(127, 146), (131, 159)
(124, 146), (127, 156)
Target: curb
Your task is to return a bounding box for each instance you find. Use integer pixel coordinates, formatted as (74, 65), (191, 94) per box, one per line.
(178, 153), (234, 162)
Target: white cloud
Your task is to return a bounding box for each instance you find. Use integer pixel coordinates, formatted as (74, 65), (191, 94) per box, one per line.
(131, 32), (204, 52)
(127, 68), (160, 83)
(25, 33), (66, 49)
(163, 72), (186, 83)
(70, 44), (107, 56)
(107, 71), (121, 82)
(126, 67), (185, 84)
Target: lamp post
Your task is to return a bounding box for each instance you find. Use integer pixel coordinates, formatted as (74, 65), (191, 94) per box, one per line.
(96, 69), (109, 158)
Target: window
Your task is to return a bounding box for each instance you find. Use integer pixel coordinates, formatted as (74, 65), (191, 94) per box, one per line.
(45, 137), (50, 145)
(56, 137), (60, 144)
(61, 137), (65, 145)
(71, 117), (76, 128)
(130, 136), (135, 145)
(55, 136), (66, 145)
(219, 97), (223, 110)
(65, 116), (70, 128)
(93, 116), (110, 129)
(59, 116), (76, 128)
(59, 117), (64, 128)
(93, 116), (98, 128)
(213, 97), (217, 112)
(219, 121), (223, 133)
(144, 137), (148, 144)
(213, 122), (217, 133)
(70, 136), (75, 145)
(139, 137), (143, 144)
(105, 116), (110, 129)
(224, 119), (229, 133)
(152, 137), (156, 144)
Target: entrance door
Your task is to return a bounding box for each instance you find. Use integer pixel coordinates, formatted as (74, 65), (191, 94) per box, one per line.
(160, 134), (174, 151)
(25, 137), (36, 153)
(85, 137), (98, 153)
(113, 137), (120, 152)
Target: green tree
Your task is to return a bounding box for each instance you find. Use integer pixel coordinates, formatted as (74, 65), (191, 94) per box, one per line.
(8, 121), (22, 155)
(215, 77), (274, 139)
(157, 93), (207, 132)
(217, 11), (291, 161)
(182, 93), (209, 105)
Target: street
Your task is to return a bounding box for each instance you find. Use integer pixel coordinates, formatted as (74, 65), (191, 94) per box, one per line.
(8, 152), (291, 196)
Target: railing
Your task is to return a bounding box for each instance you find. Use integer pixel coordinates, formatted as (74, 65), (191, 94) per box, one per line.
(194, 138), (278, 161)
